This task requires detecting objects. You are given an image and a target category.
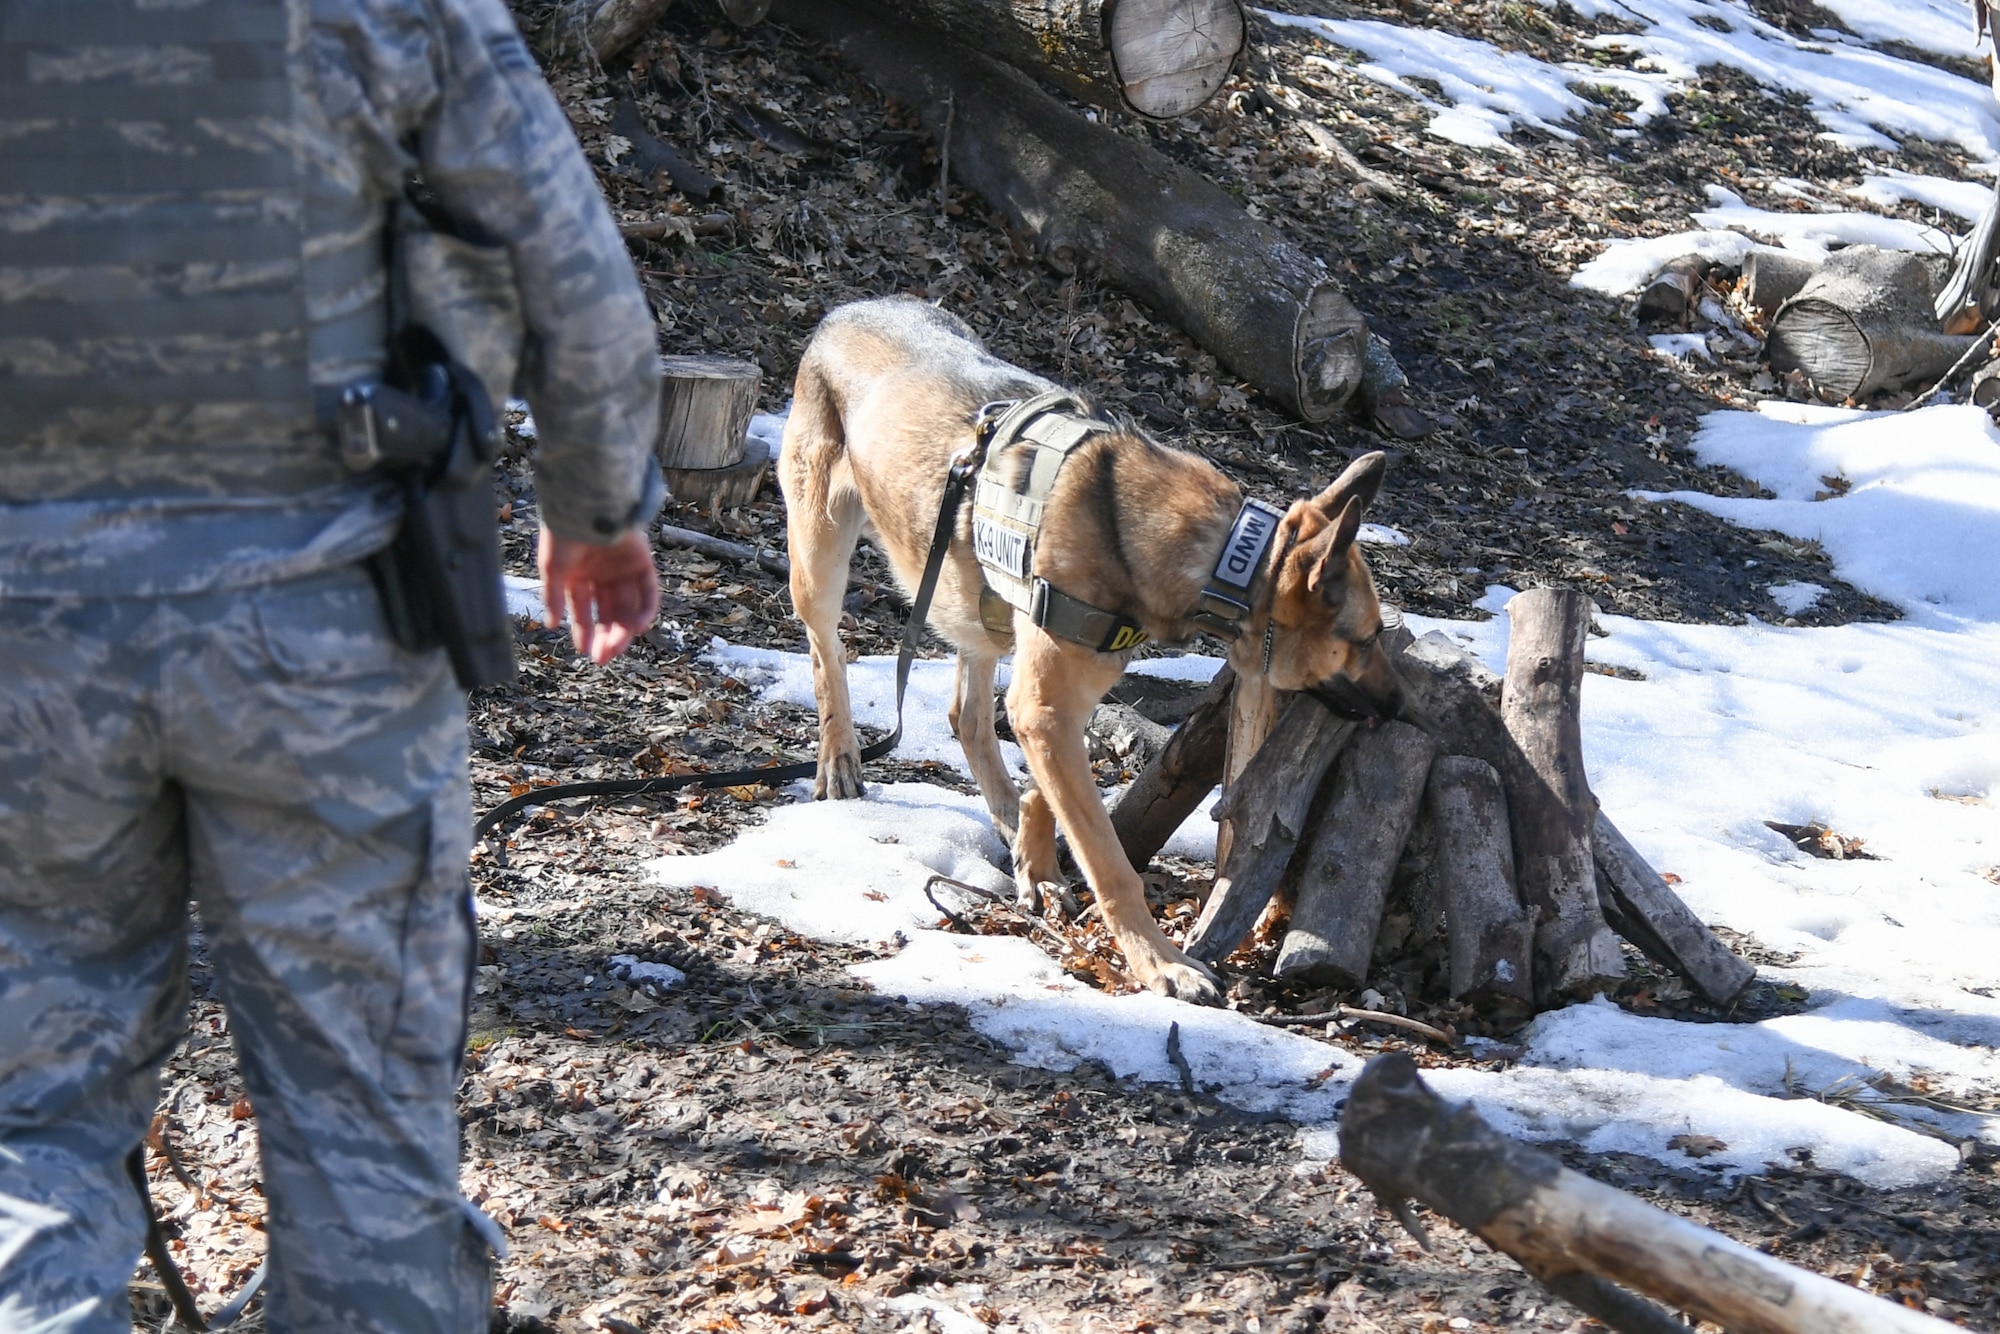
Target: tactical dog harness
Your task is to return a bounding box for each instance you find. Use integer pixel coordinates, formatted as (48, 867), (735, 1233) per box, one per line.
(968, 392), (1287, 654)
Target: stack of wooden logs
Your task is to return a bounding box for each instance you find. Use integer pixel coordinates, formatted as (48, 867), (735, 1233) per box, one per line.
(1109, 588), (1755, 1014)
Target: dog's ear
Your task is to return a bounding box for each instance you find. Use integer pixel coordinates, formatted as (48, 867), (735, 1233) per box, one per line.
(1310, 450), (1387, 519)
(1302, 497), (1364, 602)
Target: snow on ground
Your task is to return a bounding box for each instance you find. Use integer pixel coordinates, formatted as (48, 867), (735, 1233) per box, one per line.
(657, 398), (2000, 1188)
(642, 1), (2000, 1189)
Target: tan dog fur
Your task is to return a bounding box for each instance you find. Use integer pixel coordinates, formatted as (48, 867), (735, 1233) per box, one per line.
(779, 298), (1400, 1004)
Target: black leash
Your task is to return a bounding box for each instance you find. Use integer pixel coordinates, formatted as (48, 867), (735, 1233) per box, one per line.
(474, 446), (982, 852)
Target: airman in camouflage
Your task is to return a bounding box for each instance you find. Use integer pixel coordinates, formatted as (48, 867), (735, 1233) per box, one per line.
(0, 0), (663, 1329)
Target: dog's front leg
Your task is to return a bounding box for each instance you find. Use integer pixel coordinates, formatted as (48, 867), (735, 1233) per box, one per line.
(1006, 636), (1224, 1006)
(952, 649), (1020, 843)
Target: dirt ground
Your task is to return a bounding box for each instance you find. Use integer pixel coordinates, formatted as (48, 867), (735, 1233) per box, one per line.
(130, 0), (2000, 1330)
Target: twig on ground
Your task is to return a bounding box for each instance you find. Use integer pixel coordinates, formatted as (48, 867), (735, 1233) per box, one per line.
(1251, 1005), (1458, 1046)
(618, 213), (736, 242)
(657, 522), (792, 579)
(1166, 1021), (1196, 1097)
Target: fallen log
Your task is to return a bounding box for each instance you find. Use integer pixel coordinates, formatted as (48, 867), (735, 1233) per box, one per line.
(1108, 665), (1235, 872)
(1740, 247), (1823, 319)
(1214, 670), (1280, 869)
(574, 0), (675, 64)
(1500, 589), (1626, 1000)
(657, 522), (791, 579)
(618, 213), (735, 242)
(773, 0), (1370, 422)
(1766, 245), (1978, 400)
(1184, 694), (1356, 965)
(1427, 755), (1534, 1012)
(856, 0), (1244, 119)
(1274, 720), (1436, 986)
(1341, 1054), (1962, 1334)
(1593, 814), (1754, 1006)
(1634, 254), (1706, 326)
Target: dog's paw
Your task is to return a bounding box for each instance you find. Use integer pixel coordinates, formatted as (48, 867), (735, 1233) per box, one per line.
(1143, 956), (1224, 1007)
(1014, 877), (1080, 921)
(813, 750), (865, 801)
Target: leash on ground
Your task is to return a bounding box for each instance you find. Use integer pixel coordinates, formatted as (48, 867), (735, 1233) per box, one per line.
(472, 443), (982, 855)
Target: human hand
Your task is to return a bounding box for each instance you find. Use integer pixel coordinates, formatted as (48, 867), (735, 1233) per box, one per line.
(537, 526), (660, 665)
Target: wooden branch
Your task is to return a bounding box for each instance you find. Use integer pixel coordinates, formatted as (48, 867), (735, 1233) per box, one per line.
(1215, 670), (1279, 869)
(1499, 589), (1625, 1000)
(1341, 1055), (1963, 1334)
(1108, 665), (1235, 871)
(1936, 176), (2000, 329)
(1766, 245), (1978, 400)
(773, 0), (1370, 421)
(1427, 755), (1534, 1013)
(657, 522), (791, 579)
(1274, 721), (1436, 986)
(618, 213), (735, 241)
(851, 0), (1244, 119)
(612, 98), (723, 201)
(1593, 813), (1754, 1006)
(1184, 695), (1356, 965)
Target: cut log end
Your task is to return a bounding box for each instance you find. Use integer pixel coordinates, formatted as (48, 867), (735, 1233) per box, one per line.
(1108, 0), (1247, 119)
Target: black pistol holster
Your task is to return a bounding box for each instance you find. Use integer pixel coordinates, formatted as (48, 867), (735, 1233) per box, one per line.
(342, 355), (517, 691)
(344, 178), (520, 692)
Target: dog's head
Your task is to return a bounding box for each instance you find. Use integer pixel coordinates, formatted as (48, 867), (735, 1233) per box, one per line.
(1246, 451), (1402, 721)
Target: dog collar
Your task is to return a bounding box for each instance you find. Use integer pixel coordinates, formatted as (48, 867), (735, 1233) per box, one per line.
(1190, 497), (1287, 642)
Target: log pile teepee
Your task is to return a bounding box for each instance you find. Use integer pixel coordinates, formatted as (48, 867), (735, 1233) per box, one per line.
(1110, 587), (1755, 1015)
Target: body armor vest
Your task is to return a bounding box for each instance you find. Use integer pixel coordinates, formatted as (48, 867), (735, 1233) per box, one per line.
(0, 0), (386, 502)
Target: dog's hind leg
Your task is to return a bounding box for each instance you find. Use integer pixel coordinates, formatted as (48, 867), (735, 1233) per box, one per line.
(951, 649), (1020, 843)
(779, 386), (869, 801)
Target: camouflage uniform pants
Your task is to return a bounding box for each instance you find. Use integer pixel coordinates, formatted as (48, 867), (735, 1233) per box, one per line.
(0, 565), (496, 1334)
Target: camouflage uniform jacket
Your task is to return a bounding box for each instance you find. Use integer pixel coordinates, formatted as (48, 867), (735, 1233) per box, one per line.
(0, 0), (663, 597)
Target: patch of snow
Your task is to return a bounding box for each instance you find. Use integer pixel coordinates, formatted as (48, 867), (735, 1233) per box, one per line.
(1649, 333), (1714, 363)
(607, 955), (687, 991)
(502, 574), (544, 621)
(748, 410), (788, 459)
(1806, 0), (1986, 60)
(1570, 229), (1759, 297)
(1769, 581), (1826, 615)
(1850, 168), (1996, 223)
(505, 399), (537, 440)
(1359, 522), (1413, 546)
(1693, 186), (1954, 257)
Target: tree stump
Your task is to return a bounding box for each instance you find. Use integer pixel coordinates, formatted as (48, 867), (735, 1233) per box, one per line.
(1766, 245), (1979, 400)
(1500, 589), (1626, 1001)
(1184, 694), (1356, 965)
(1428, 756), (1535, 1013)
(856, 0), (1245, 119)
(1273, 720), (1436, 986)
(1109, 664), (1235, 871)
(656, 355), (767, 509)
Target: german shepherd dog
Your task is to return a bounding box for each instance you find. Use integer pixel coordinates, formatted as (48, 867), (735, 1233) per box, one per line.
(779, 298), (1401, 1004)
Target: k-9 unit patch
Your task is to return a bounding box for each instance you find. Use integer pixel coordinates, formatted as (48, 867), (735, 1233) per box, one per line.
(1213, 499), (1284, 590)
(973, 514), (1032, 580)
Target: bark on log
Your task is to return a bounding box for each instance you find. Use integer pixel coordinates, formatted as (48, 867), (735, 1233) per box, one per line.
(1766, 246), (1978, 400)
(1634, 254), (1705, 326)
(577, 0), (676, 64)
(1594, 814), (1754, 1006)
(1341, 1055), (1963, 1334)
(1427, 756), (1535, 1013)
(1273, 721), (1436, 986)
(1214, 670), (1280, 870)
(656, 354), (760, 470)
(1109, 665), (1235, 871)
(773, 0), (1370, 422)
(612, 98), (723, 201)
(857, 0), (1245, 120)
(1972, 356), (2000, 410)
(1184, 695), (1356, 965)
(1500, 589), (1625, 1000)
(1740, 247), (1823, 318)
